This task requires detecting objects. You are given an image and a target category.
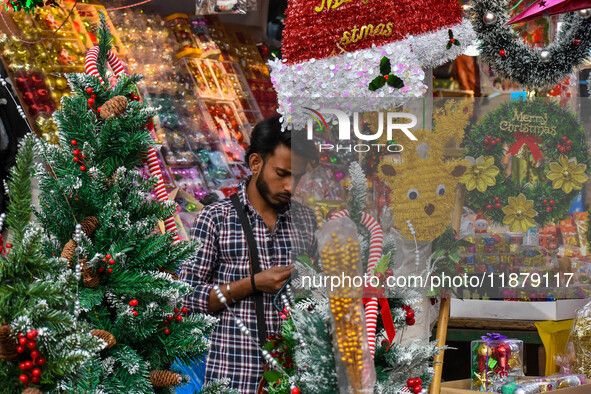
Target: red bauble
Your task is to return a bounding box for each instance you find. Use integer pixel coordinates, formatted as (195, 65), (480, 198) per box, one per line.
(27, 329), (38, 340)
(291, 387), (300, 394)
(37, 357), (46, 366)
(107, 268), (113, 274)
(19, 374), (29, 384)
(174, 308), (180, 314)
(132, 310), (138, 317)
(71, 140), (77, 145)
(499, 49), (506, 57)
(27, 341), (36, 349)
(413, 385), (423, 393)
(176, 315), (183, 322)
(32, 368), (41, 377)
(406, 309), (415, 320)
(105, 254), (111, 260)
(407, 378), (416, 387)
(181, 307), (188, 314)
(164, 328), (170, 335)
(19, 337), (27, 345)
(416, 378), (422, 386)
(86, 87), (93, 94)
(381, 338), (389, 346)
(129, 299), (138, 307)
(406, 317), (416, 326)
(80, 166), (86, 171)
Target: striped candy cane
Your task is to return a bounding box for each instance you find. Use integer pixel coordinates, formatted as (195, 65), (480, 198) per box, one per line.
(331, 210), (383, 357)
(84, 46), (180, 242)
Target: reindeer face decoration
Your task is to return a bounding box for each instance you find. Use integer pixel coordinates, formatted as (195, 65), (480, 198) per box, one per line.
(378, 100), (473, 242)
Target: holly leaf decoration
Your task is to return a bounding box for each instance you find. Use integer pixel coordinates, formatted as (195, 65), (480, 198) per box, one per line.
(446, 42), (453, 50)
(448, 29), (454, 39)
(379, 56), (391, 76)
(263, 370), (282, 384)
(369, 76), (387, 91)
(373, 253), (391, 275)
(386, 75), (404, 88)
(454, 39), (461, 46)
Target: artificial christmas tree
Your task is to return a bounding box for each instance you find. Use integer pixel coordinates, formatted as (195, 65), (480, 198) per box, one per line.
(0, 135), (103, 393)
(33, 14), (229, 393)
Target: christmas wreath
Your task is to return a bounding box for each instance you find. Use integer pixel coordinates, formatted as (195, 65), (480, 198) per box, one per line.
(461, 99), (590, 232)
(471, 0), (591, 89)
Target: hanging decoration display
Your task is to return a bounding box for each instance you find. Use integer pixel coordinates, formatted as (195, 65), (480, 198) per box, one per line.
(2, 0), (58, 13)
(378, 100), (473, 242)
(461, 98), (590, 232)
(270, 0), (475, 129)
(471, 0), (591, 89)
(508, 0), (591, 25)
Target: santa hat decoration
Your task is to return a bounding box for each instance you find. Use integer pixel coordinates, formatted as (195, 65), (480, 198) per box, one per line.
(271, 0), (475, 129)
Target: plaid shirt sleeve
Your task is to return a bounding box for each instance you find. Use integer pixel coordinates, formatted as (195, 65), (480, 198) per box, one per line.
(180, 208), (218, 314)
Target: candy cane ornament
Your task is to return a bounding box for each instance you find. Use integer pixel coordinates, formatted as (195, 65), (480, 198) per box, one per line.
(84, 46), (180, 242)
(331, 210), (384, 357)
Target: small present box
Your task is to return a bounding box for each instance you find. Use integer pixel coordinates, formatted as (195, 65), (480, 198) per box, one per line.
(471, 334), (524, 391)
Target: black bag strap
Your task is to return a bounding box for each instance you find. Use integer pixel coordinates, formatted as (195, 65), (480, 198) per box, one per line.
(229, 193), (268, 348)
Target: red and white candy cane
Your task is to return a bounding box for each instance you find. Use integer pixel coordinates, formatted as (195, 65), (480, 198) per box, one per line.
(84, 46), (126, 85)
(84, 46), (180, 242)
(331, 210), (383, 357)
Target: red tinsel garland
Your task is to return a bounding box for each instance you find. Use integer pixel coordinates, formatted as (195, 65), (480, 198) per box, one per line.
(282, 0), (463, 65)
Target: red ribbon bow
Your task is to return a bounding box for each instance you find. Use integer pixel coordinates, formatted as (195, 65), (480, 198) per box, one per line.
(507, 132), (544, 163)
(363, 284), (396, 348)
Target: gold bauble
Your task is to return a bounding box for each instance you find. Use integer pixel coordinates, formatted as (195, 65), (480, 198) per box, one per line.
(50, 91), (61, 102)
(55, 77), (67, 90)
(478, 344), (493, 357)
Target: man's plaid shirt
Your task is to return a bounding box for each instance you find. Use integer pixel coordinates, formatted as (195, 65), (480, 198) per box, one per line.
(180, 178), (316, 393)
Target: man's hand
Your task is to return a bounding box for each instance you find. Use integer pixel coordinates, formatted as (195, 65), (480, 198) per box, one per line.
(254, 266), (293, 294)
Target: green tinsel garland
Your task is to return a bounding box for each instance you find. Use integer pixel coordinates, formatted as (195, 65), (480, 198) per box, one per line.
(471, 0), (591, 90)
(462, 98), (590, 227)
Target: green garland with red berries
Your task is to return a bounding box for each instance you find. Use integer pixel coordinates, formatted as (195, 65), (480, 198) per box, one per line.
(461, 98), (590, 231)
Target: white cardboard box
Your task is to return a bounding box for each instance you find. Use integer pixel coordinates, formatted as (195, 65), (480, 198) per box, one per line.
(450, 298), (590, 321)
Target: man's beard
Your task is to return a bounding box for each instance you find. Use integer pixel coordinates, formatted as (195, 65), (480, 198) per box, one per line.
(256, 170), (291, 212)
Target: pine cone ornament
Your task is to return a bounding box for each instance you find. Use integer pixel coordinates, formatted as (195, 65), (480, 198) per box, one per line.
(80, 216), (99, 237)
(80, 259), (100, 288)
(60, 239), (77, 267)
(100, 96), (128, 120)
(150, 370), (182, 387)
(164, 269), (179, 280)
(22, 388), (43, 394)
(91, 329), (116, 349)
(0, 324), (18, 362)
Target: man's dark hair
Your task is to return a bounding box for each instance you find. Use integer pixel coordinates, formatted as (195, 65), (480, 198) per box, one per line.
(245, 116), (318, 168)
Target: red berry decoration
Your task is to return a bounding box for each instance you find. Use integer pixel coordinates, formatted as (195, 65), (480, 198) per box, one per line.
(105, 254), (111, 260)
(413, 385), (423, 393)
(27, 341), (36, 349)
(381, 338), (389, 346)
(86, 87), (93, 94)
(406, 317), (416, 326)
(98, 267), (105, 274)
(164, 328), (170, 335)
(19, 337), (27, 345)
(32, 368), (41, 377)
(495, 203), (502, 209)
(176, 315), (183, 321)
(291, 387), (301, 394)
(174, 308), (180, 314)
(19, 362), (27, 370)
(88, 98), (94, 105)
(167, 316), (174, 321)
(486, 204), (493, 210)
(19, 374), (29, 384)
(30, 350), (39, 359)
(71, 139), (77, 145)
(24, 361), (33, 369)
(416, 378), (422, 386)
(495, 137), (501, 143)
(549, 200), (556, 206)
(129, 299), (138, 307)
(546, 206), (553, 212)
(499, 49), (506, 57)
(494, 196), (500, 202)
(37, 357), (46, 366)
(80, 166), (86, 171)
(108, 259), (115, 265)
(181, 307), (188, 314)
(543, 199), (548, 204)
(574, 38), (581, 45)
(562, 136), (568, 141)
(566, 146), (571, 151)
(91, 94), (96, 99)
(27, 329), (38, 339)
(132, 310), (138, 317)
(406, 309), (415, 320)
(107, 268), (113, 274)
(31, 376), (40, 384)
(73, 157), (79, 163)
(73, 149), (79, 156)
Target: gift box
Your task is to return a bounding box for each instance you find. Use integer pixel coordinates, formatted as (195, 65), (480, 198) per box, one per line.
(471, 334), (524, 391)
